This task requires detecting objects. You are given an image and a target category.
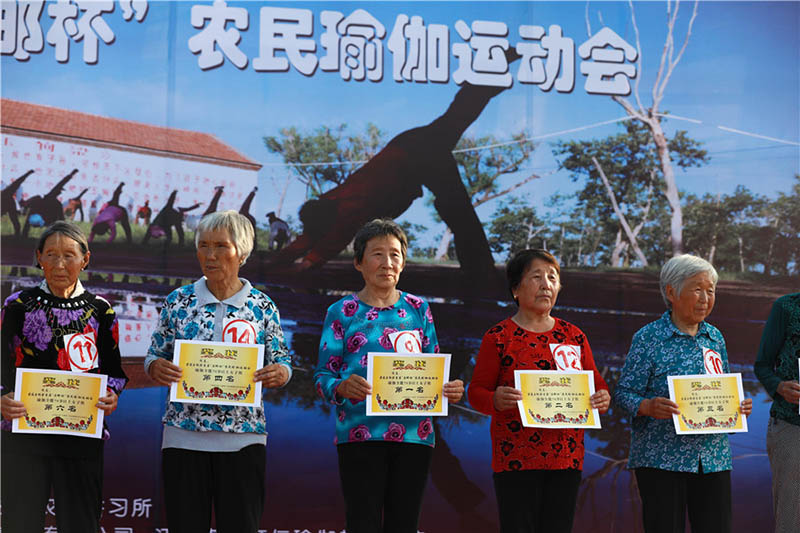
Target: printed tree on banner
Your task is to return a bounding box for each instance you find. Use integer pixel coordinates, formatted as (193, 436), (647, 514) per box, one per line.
(584, 0), (700, 256)
(429, 133), (540, 261)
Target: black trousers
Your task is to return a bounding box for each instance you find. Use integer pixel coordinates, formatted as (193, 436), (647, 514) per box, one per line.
(337, 441), (433, 533)
(634, 467), (732, 533)
(492, 468), (582, 533)
(1, 449), (103, 533)
(162, 444), (266, 533)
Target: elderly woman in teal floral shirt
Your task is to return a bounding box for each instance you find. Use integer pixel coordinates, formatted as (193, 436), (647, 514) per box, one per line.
(144, 211), (291, 533)
(614, 254), (752, 533)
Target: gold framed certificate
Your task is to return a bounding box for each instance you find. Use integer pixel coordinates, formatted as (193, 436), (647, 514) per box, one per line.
(366, 353), (451, 416)
(667, 373), (748, 434)
(13, 368), (106, 439)
(169, 340), (263, 407)
(514, 370), (601, 429)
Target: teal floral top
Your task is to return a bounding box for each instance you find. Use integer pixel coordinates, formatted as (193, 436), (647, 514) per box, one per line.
(754, 293), (800, 426)
(314, 292), (440, 448)
(613, 311), (732, 473)
(144, 278), (291, 434)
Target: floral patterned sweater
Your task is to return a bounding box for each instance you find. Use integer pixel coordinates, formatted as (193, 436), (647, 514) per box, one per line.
(1, 281), (128, 456)
(314, 292), (440, 448)
(469, 317), (608, 472)
(144, 278), (291, 435)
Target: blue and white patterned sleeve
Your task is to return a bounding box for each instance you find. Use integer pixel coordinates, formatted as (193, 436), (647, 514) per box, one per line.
(263, 297), (292, 385)
(143, 290), (178, 374)
(613, 329), (653, 417)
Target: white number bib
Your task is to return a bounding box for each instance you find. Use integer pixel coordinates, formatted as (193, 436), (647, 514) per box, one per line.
(388, 330), (422, 353)
(63, 332), (98, 372)
(703, 347), (724, 375)
(549, 343), (582, 372)
(222, 319), (257, 345)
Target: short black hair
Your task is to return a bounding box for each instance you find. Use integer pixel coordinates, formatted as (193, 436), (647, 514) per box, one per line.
(506, 248), (560, 305)
(353, 218), (408, 263)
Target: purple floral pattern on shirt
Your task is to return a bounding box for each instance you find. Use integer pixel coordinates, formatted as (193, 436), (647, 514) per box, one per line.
(378, 327), (398, 350)
(52, 307), (83, 326)
(346, 332), (367, 353)
(342, 299), (358, 317)
(331, 319), (344, 340)
(417, 418), (433, 440)
(398, 308), (407, 318)
(383, 422), (406, 442)
(23, 309), (52, 351)
(349, 424), (372, 442)
(365, 308), (379, 321)
(326, 355), (346, 373)
(404, 293), (423, 309)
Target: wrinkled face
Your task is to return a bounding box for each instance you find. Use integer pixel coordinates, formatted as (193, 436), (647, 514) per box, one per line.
(667, 271), (716, 327)
(513, 258), (561, 314)
(37, 233), (89, 297)
(197, 228), (241, 285)
(355, 235), (405, 292)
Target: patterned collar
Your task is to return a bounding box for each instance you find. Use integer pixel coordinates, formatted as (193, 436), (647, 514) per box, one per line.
(194, 277), (252, 309)
(655, 310), (722, 342)
(39, 278), (85, 298)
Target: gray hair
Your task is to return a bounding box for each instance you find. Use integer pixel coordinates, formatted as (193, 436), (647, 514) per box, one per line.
(35, 220), (89, 266)
(659, 254), (719, 308)
(195, 210), (255, 264)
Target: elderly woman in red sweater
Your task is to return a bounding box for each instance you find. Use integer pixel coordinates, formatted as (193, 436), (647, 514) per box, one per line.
(468, 249), (610, 533)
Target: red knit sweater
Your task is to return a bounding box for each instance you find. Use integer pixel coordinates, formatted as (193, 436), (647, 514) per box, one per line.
(468, 317), (609, 472)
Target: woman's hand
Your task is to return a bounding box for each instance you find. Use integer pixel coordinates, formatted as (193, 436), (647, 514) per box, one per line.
(493, 386), (523, 412)
(336, 375), (371, 402)
(590, 389), (611, 414)
(740, 397), (753, 416)
(443, 380), (464, 402)
(776, 380), (800, 405)
(148, 358), (183, 386)
(1, 392), (27, 421)
(96, 388), (118, 415)
(254, 364), (289, 389)
(638, 397), (680, 419)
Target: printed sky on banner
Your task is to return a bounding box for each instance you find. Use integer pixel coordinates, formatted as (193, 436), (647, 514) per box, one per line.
(1, 1), (798, 237)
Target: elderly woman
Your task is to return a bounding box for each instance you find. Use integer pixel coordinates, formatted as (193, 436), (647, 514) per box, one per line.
(1, 220), (127, 533)
(144, 211), (291, 533)
(614, 254), (753, 533)
(469, 248), (610, 533)
(754, 292), (800, 533)
(314, 218), (464, 533)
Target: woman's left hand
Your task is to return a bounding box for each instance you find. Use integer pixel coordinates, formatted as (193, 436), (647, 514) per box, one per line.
(590, 389), (611, 414)
(740, 397), (753, 416)
(443, 380), (464, 402)
(96, 389), (118, 415)
(254, 364), (290, 388)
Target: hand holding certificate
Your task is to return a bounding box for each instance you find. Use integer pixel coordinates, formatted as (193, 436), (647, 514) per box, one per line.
(514, 370), (602, 429)
(169, 340), (264, 407)
(12, 368), (107, 439)
(667, 373), (749, 434)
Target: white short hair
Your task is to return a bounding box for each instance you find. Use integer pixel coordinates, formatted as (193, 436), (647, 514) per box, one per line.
(659, 254), (718, 308)
(195, 211), (255, 264)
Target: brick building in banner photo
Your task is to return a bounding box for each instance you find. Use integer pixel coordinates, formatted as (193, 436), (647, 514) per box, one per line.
(0, 98), (261, 232)
(0, 98), (262, 357)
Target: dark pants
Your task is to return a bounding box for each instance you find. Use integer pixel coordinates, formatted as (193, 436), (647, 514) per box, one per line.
(492, 468), (582, 533)
(1, 450), (103, 533)
(162, 444), (266, 533)
(635, 467), (732, 533)
(337, 441), (433, 533)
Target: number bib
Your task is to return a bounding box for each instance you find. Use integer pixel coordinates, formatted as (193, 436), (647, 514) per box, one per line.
(63, 332), (99, 372)
(703, 347), (724, 375)
(549, 343), (583, 371)
(222, 319), (257, 345)
(388, 330), (422, 353)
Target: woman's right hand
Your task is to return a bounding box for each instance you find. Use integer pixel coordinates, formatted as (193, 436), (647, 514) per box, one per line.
(1, 392), (27, 420)
(493, 386), (523, 411)
(148, 358), (183, 386)
(638, 397), (680, 419)
(336, 375), (371, 402)
(777, 380), (800, 404)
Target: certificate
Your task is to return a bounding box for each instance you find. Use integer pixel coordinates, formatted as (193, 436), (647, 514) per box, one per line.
(13, 368), (106, 439)
(667, 373), (748, 434)
(366, 353), (451, 416)
(514, 370), (601, 429)
(170, 340), (263, 407)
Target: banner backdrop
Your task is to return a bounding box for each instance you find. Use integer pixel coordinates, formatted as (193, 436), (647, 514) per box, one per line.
(1, 1), (798, 532)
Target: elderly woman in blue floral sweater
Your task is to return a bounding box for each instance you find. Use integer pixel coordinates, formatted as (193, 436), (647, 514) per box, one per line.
(314, 218), (464, 533)
(614, 254), (752, 533)
(144, 211), (291, 533)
